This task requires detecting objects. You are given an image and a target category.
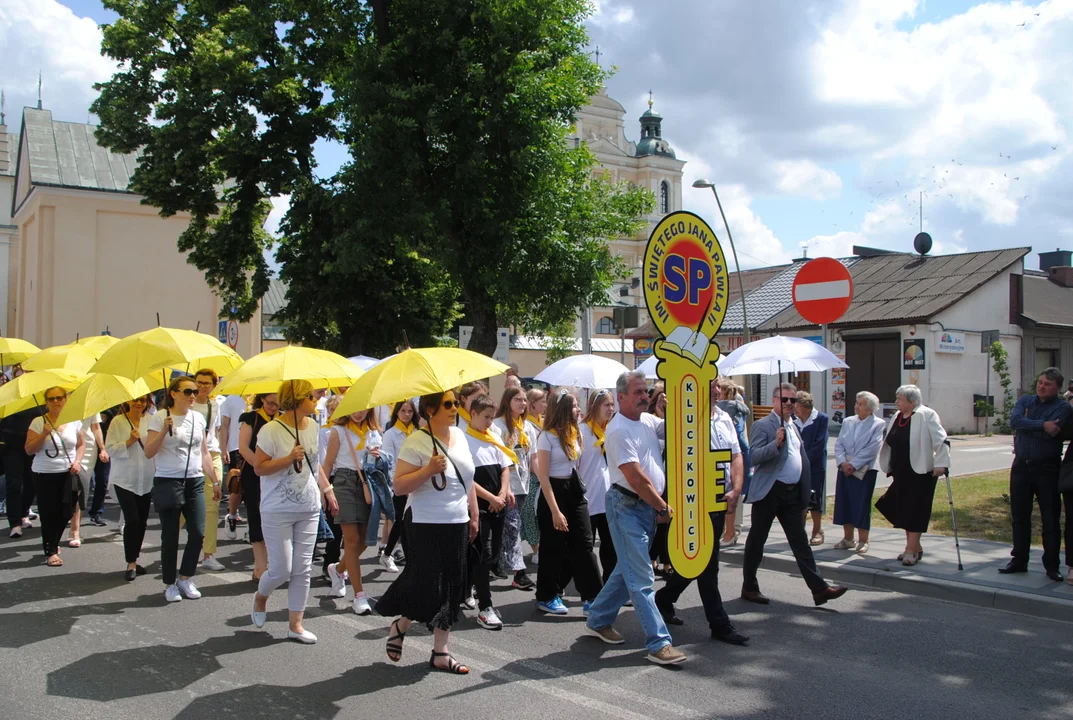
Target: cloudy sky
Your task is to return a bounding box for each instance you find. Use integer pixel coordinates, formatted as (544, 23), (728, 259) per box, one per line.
(2, 0), (1070, 270)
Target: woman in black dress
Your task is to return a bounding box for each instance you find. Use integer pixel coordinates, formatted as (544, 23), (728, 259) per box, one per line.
(877, 385), (950, 566)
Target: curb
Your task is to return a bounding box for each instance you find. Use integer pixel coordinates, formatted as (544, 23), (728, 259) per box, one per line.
(718, 548), (1073, 623)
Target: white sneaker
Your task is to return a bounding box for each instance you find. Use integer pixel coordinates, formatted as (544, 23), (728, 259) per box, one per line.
(352, 591), (372, 616)
(379, 552), (400, 573)
(461, 592), (477, 610)
(225, 514), (238, 541)
(165, 584), (182, 603)
(201, 556), (225, 571)
(176, 578), (202, 599)
(477, 606), (503, 630)
(327, 563), (347, 598)
(287, 629), (317, 644)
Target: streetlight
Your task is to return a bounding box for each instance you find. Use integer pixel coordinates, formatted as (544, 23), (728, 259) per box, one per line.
(692, 178), (750, 346)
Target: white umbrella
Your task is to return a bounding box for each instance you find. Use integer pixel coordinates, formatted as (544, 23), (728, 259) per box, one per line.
(346, 355), (381, 371)
(717, 335), (848, 376)
(535, 354), (630, 389)
(637, 353), (724, 380)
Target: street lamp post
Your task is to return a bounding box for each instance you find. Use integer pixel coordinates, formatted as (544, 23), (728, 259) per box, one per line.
(692, 178), (750, 347)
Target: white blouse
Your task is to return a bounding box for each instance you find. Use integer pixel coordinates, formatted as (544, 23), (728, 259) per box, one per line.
(106, 413), (154, 495)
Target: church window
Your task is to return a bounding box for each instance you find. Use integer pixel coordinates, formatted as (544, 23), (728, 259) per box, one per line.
(659, 181), (669, 213)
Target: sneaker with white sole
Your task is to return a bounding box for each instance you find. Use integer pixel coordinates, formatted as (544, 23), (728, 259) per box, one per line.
(585, 625), (625, 644)
(537, 597), (568, 615)
(201, 556), (225, 571)
(21, 517), (32, 529)
(164, 584), (182, 603)
(477, 606), (503, 630)
(461, 592), (477, 610)
(176, 578), (202, 599)
(9, 526), (22, 539)
(391, 548), (406, 565)
(225, 515), (238, 540)
(327, 563), (347, 598)
(352, 591), (372, 616)
(287, 629), (317, 644)
(647, 645), (687, 665)
(379, 552), (400, 573)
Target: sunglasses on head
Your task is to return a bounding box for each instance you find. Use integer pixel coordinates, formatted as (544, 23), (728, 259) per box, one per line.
(442, 400), (459, 409)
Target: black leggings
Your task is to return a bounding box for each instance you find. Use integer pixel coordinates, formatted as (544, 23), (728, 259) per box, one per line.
(5, 452), (34, 528)
(33, 471), (74, 557)
(114, 486), (152, 564)
(383, 495), (409, 556)
(589, 512), (618, 583)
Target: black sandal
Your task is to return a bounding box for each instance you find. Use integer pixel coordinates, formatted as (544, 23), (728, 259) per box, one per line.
(386, 619), (406, 663)
(429, 651), (469, 674)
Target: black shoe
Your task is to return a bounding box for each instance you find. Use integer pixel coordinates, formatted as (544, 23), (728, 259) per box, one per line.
(998, 561), (1028, 574)
(392, 549), (406, 565)
(135, 564), (147, 576)
(90, 514), (107, 527)
(1046, 569), (1064, 582)
(712, 624), (749, 645)
(492, 568), (509, 580)
(125, 568), (137, 582)
(654, 591), (684, 626)
(512, 570), (536, 591)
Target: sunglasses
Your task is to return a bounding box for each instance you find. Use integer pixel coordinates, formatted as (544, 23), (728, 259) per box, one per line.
(777, 397), (797, 404)
(179, 388), (198, 397)
(442, 400), (459, 409)
(45, 395), (67, 402)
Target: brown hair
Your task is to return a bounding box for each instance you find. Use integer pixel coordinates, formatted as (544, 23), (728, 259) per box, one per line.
(389, 399), (417, 428)
(161, 376), (196, 409)
(495, 386), (527, 445)
(194, 368), (219, 384)
(469, 394), (496, 417)
(543, 389), (580, 460)
(418, 390), (453, 424)
(459, 382), (484, 401)
(581, 389), (614, 427)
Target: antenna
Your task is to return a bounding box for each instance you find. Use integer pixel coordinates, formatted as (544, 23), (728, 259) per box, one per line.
(593, 46), (602, 67)
(920, 190), (923, 233)
(37, 72), (42, 110)
(1, 89), (5, 125)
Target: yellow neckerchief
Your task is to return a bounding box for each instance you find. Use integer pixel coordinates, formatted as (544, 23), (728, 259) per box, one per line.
(466, 425), (519, 464)
(527, 413), (543, 428)
(585, 419), (606, 451)
(346, 421), (368, 450)
(257, 408), (275, 424)
(458, 406), (472, 424)
(549, 428), (579, 461)
(511, 416), (530, 449)
(393, 420), (414, 436)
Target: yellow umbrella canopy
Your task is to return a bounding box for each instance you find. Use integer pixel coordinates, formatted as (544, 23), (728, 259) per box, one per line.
(22, 343), (99, 375)
(332, 347), (509, 419)
(0, 370), (84, 419)
(56, 372), (166, 425)
(215, 346), (365, 396)
(89, 327), (244, 382)
(0, 338), (41, 367)
(75, 335), (121, 358)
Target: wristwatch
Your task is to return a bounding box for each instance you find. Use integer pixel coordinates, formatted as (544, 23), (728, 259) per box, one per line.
(656, 505), (669, 518)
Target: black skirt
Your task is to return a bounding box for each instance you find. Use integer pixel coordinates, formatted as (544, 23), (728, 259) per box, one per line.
(376, 518), (469, 631)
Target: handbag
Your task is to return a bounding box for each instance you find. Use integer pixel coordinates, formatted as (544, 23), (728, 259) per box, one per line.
(344, 428), (373, 505)
(153, 413), (197, 512)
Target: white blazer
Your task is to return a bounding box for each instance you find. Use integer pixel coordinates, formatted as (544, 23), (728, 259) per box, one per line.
(878, 404), (951, 475)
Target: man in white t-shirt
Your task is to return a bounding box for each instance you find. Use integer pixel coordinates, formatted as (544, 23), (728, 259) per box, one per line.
(654, 390), (749, 645)
(219, 393), (248, 534)
(582, 369), (686, 666)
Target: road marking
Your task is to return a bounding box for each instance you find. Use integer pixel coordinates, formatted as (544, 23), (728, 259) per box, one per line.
(957, 448), (1013, 454)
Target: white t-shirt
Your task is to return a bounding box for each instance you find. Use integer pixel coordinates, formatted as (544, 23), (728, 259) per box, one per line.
(80, 413), (102, 474)
(331, 425), (382, 471)
(148, 410), (206, 478)
(221, 395), (248, 453)
(465, 431), (514, 498)
(29, 417), (82, 474)
(711, 407), (741, 484)
(381, 425), (414, 470)
(315, 396), (329, 428)
(493, 417), (537, 496)
(256, 419), (321, 515)
(106, 413), (154, 496)
(605, 412), (666, 496)
(536, 429), (580, 478)
(579, 422), (611, 515)
(398, 427), (474, 524)
(192, 398), (223, 454)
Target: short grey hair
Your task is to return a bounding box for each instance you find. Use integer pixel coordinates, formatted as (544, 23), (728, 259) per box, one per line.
(1040, 367), (1065, 387)
(895, 384), (922, 408)
(771, 382), (797, 399)
(856, 391), (880, 414)
(616, 369), (647, 396)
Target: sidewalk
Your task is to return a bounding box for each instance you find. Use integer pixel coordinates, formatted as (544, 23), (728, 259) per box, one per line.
(718, 522), (1073, 623)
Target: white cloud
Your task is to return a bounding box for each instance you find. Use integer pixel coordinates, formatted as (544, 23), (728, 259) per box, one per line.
(265, 194), (291, 236)
(773, 159), (842, 200)
(590, 0), (636, 27)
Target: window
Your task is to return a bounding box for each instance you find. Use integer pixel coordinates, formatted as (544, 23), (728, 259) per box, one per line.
(1035, 349), (1060, 377)
(596, 317), (615, 335)
(659, 181), (669, 214)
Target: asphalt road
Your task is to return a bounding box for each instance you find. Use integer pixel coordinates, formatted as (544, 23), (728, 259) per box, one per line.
(2, 505), (1070, 720)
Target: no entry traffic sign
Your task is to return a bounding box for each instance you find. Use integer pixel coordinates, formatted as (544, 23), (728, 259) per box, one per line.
(792, 257), (854, 325)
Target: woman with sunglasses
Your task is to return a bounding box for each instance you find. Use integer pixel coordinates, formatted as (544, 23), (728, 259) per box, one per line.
(580, 389), (617, 582)
(319, 408), (381, 614)
(238, 393), (279, 581)
(251, 380), (337, 644)
(144, 376), (219, 603)
(24, 388), (86, 566)
(534, 390), (603, 615)
(493, 386), (538, 591)
(378, 390), (478, 675)
(106, 395), (154, 580)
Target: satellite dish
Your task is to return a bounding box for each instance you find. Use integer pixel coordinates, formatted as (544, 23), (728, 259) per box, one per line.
(914, 232), (933, 255)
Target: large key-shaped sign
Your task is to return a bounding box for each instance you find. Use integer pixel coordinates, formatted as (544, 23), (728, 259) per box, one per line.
(643, 211), (732, 579)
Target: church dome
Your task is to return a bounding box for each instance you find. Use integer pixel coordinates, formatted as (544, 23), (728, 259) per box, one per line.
(636, 99), (675, 158)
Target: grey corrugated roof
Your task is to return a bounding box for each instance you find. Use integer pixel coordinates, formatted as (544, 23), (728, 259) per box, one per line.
(1021, 274), (1073, 328)
(513, 335), (633, 353)
(0, 131), (17, 176)
(17, 108), (138, 193)
(261, 278), (288, 317)
(759, 247), (1030, 330)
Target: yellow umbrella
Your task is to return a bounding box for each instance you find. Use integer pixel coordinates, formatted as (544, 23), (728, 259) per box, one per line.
(332, 347), (509, 419)
(22, 343), (99, 375)
(76, 335), (121, 358)
(0, 370), (84, 419)
(0, 338), (41, 368)
(90, 326), (244, 381)
(214, 346), (365, 396)
(56, 373), (167, 425)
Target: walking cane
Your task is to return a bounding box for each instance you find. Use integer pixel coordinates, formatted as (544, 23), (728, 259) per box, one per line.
(941, 440), (963, 570)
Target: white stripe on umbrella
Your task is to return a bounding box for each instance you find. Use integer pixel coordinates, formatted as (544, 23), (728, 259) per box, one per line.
(794, 279), (851, 302)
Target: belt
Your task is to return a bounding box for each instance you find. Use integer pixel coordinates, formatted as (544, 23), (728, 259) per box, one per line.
(613, 484), (641, 501)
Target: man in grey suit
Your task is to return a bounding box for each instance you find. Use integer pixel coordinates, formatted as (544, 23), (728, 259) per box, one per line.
(741, 382), (848, 606)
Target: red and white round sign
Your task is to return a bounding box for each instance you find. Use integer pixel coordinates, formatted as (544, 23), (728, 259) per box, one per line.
(792, 258), (854, 325)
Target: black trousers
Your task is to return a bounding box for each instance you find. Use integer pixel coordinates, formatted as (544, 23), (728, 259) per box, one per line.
(5, 452), (34, 528)
(322, 506), (342, 571)
(383, 495), (409, 556)
(157, 478), (205, 585)
(589, 512), (618, 583)
(659, 510), (730, 630)
(1064, 489), (1073, 569)
(470, 510), (505, 609)
(90, 459), (111, 516)
(114, 486), (152, 564)
(536, 474), (602, 602)
(33, 471), (74, 556)
(743, 481), (828, 594)
(1010, 460), (1062, 571)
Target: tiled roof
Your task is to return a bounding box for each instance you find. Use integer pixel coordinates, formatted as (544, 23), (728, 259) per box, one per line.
(1021, 273), (1073, 329)
(16, 107), (139, 194)
(759, 247), (1029, 330)
(261, 277), (288, 317)
(0, 130), (17, 176)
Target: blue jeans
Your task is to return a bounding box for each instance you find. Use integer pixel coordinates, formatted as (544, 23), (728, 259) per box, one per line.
(364, 472), (396, 546)
(585, 488), (671, 654)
